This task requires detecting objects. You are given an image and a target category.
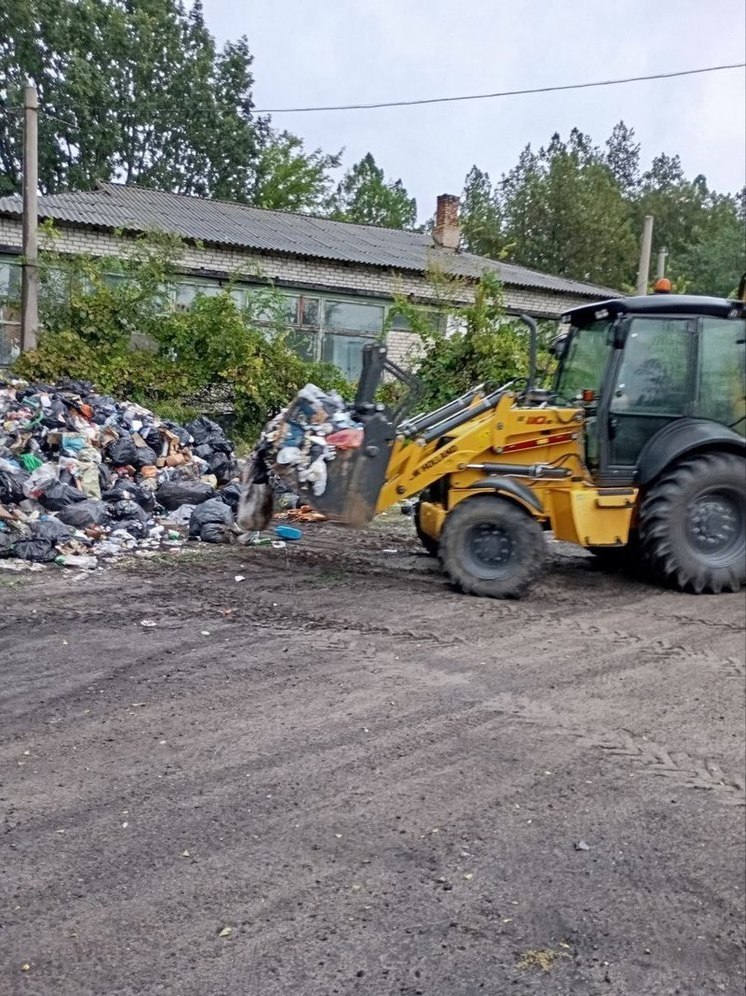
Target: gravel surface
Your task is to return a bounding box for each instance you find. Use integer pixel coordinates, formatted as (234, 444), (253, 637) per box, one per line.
(1, 518), (744, 995)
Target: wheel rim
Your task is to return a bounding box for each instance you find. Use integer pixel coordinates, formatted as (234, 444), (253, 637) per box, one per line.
(463, 522), (517, 579)
(684, 486), (745, 565)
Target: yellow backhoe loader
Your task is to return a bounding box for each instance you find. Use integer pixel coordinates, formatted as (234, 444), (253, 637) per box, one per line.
(304, 286), (746, 598)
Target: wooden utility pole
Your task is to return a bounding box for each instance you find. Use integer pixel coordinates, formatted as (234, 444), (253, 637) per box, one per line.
(635, 214), (654, 296)
(21, 82), (39, 352)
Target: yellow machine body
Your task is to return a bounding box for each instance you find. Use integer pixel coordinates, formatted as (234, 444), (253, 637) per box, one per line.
(376, 392), (636, 549)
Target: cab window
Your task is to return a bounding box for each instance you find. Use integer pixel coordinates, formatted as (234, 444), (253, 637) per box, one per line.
(696, 318), (745, 432)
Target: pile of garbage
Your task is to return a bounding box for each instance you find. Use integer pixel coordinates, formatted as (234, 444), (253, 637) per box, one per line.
(0, 378), (245, 568)
(239, 383), (362, 532)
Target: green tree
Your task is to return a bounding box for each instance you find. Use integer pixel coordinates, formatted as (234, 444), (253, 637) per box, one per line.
(675, 189), (746, 296)
(460, 166), (504, 258)
(605, 120), (641, 193)
(251, 131), (341, 212)
(498, 129), (636, 288)
(0, 0), (337, 211)
(330, 153), (417, 228)
(630, 157), (745, 294)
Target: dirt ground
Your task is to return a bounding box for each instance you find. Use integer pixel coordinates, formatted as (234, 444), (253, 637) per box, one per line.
(1, 515), (744, 996)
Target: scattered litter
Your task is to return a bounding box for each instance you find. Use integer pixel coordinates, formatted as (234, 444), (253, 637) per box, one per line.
(234, 575), (245, 582)
(0, 379), (243, 566)
(275, 525), (302, 541)
(201, 631), (210, 636)
(140, 619), (157, 628)
(218, 926), (232, 938)
(574, 840), (591, 851)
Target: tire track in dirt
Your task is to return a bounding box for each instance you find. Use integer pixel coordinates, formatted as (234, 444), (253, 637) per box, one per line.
(486, 693), (746, 807)
(551, 615), (745, 678)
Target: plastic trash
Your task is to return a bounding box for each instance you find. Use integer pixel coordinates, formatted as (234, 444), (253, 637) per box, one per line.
(166, 503), (197, 525)
(188, 497), (234, 543)
(32, 517), (73, 543)
(102, 480), (156, 512)
(217, 483), (242, 513)
(0, 468), (26, 504)
(155, 480), (216, 510)
(57, 499), (108, 527)
(38, 479), (88, 511)
(275, 525), (302, 541)
(13, 537), (58, 562)
(57, 554), (98, 569)
(0, 531), (16, 557)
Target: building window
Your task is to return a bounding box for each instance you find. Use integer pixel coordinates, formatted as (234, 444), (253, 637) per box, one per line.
(0, 259), (21, 367)
(323, 300), (384, 335)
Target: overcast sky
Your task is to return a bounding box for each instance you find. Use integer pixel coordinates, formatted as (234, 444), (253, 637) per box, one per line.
(201, 0), (745, 222)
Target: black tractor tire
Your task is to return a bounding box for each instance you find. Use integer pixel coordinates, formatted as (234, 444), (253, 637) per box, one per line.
(414, 500), (440, 557)
(440, 495), (545, 598)
(639, 451), (745, 594)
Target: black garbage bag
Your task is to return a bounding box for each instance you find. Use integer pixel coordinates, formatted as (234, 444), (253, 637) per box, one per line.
(0, 468), (27, 504)
(155, 480), (216, 511)
(88, 395), (118, 424)
(188, 497), (234, 541)
(117, 518), (150, 539)
(140, 425), (162, 451)
(103, 480), (156, 512)
(32, 517), (73, 543)
(57, 499), (108, 528)
(218, 482), (242, 513)
(132, 444), (158, 469)
(57, 378), (94, 395)
(0, 531), (16, 557)
(107, 436), (139, 466)
(98, 463), (114, 492)
(194, 443), (213, 460)
(13, 537), (58, 562)
(39, 479), (88, 511)
(40, 397), (69, 429)
(206, 451), (235, 486)
(199, 521), (233, 543)
(186, 416), (232, 454)
(109, 499), (150, 526)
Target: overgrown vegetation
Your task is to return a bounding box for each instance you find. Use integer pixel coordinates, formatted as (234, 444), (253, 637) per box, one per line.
(12, 233), (351, 442)
(386, 270), (556, 413)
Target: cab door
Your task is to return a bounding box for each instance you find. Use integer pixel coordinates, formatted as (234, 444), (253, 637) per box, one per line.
(601, 316), (695, 480)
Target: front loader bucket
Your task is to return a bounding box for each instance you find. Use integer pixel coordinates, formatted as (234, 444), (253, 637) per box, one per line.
(305, 344), (396, 526)
(309, 409), (395, 527)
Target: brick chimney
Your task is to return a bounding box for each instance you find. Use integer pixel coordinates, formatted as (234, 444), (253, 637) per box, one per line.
(433, 193), (460, 250)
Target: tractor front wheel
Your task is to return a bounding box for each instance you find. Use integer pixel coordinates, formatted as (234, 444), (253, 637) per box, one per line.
(440, 495), (545, 598)
(639, 452), (745, 594)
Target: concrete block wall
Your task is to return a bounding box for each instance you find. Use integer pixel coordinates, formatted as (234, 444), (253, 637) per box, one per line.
(0, 217), (601, 320)
(1, 217), (608, 377)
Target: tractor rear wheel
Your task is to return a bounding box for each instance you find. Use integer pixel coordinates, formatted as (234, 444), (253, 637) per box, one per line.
(440, 495), (545, 598)
(414, 500), (440, 557)
(639, 451), (745, 594)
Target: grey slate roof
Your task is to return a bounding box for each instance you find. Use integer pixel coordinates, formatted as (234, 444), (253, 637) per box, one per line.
(0, 183), (619, 299)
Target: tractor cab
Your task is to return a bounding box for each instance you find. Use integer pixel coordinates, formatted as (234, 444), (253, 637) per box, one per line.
(555, 295), (746, 484)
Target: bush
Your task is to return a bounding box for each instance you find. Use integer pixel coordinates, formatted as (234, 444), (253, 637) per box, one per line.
(386, 270), (556, 414)
(12, 234), (354, 444)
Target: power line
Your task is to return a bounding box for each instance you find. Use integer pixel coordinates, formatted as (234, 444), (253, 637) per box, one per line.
(254, 62), (746, 113)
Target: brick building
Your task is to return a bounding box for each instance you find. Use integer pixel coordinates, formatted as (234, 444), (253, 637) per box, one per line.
(0, 184), (618, 374)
